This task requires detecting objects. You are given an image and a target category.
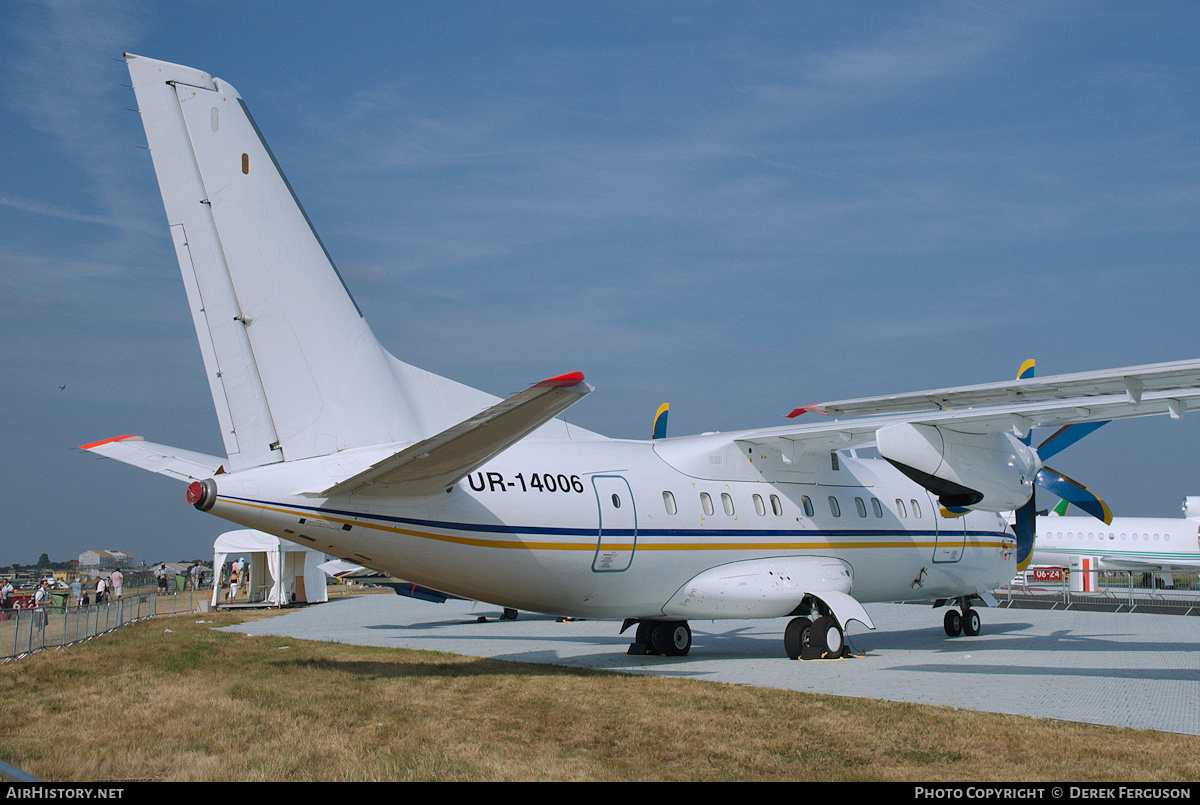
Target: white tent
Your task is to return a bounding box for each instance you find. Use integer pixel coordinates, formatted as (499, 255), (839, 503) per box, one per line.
(212, 530), (328, 607)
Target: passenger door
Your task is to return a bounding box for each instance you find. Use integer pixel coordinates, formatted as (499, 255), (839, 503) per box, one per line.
(592, 475), (636, 572)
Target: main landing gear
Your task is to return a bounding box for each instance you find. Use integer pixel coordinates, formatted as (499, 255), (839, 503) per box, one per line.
(622, 619), (693, 656)
(784, 614), (847, 660)
(621, 613), (850, 660)
(941, 598), (982, 637)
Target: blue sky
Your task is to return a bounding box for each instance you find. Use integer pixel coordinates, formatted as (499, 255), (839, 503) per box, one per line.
(3, 1), (1199, 566)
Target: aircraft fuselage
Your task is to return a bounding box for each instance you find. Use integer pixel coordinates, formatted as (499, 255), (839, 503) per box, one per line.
(202, 435), (1016, 620)
(1033, 514), (1200, 572)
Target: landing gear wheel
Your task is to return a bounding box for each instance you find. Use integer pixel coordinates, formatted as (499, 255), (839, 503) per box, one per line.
(943, 609), (962, 636)
(812, 615), (844, 657)
(501, 608), (518, 620)
(784, 616), (813, 660)
(650, 621), (692, 656)
(961, 608), (981, 636)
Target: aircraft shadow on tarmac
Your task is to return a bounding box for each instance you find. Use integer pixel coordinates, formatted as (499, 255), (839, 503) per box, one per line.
(341, 600), (1197, 674)
(857, 624), (1193, 656)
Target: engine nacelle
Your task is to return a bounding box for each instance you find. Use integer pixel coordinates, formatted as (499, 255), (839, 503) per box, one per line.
(877, 422), (1041, 512)
(1184, 497), (1200, 519)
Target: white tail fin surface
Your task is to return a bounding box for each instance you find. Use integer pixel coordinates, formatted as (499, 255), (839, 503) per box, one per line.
(125, 54), (523, 470)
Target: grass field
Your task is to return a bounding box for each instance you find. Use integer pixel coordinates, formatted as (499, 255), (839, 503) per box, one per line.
(2, 603), (1198, 782)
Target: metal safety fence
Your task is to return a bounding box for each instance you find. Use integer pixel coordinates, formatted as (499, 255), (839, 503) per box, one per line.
(0, 587), (213, 661)
(996, 569), (1200, 615)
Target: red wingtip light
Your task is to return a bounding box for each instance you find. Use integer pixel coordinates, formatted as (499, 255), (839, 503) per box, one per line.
(535, 371), (586, 388)
(79, 434), (143, 450)
(786, 405), (829, 419)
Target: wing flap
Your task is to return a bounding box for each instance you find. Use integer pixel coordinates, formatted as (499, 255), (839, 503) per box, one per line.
(319, 372), (592, 497)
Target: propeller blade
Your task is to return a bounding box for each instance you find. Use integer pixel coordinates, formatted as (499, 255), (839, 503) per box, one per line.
(1013, 495), (1036, 571)
(1007, 363), (1111, 569)
(1034, 466), (1113, 524)
(1036, 420), (1110, 462)
(651, 403), (669, 440)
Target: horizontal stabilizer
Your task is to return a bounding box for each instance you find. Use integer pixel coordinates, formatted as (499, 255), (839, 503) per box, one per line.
(320, 372), (593, 497)
(79, 435), (225, 482)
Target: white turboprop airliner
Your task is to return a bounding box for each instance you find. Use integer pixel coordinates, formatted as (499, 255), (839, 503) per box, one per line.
(1032, 498), (1200, 576)
(83, 55), (1200, 659)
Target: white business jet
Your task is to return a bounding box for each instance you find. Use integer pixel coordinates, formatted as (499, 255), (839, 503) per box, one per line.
(82, 55), (1200, 659)
(1032, 498), (1200, 579)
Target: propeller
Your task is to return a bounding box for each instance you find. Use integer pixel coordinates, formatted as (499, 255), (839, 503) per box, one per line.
(651, 402), (669, 440)
(1011, 360), (1112, 570)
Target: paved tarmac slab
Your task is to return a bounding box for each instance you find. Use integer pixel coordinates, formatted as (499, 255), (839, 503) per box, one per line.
(224, 594), (1200, 736)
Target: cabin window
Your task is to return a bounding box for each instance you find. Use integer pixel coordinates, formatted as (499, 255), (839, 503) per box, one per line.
(721, 493), (735, 516)
(662, 491), (677, 516)
(612, 494), (621, 508)
(701, 492), (714, 516)
(770, 494), (783, 516)
(802, 495), (814, 517)
(871, 497), (884, 518)
(828, 496), (841, 517)
(910, 499), (922, 519)
(753, 494), (766, 516)
(854, 497), (867, 518)
(895, 499), (907, 519)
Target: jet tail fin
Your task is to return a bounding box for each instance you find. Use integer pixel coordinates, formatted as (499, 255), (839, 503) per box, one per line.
(123, 54), (513, 472)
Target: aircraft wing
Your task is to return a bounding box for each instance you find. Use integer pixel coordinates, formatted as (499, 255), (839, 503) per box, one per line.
(787, 359), (1200, 423)
(319, 372), (593, 497)
(747, 359), (1200, 455)
(79, 435), (225, 481)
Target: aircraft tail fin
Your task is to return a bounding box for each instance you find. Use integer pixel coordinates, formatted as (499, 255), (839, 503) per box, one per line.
(124, 55), (522, 471)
